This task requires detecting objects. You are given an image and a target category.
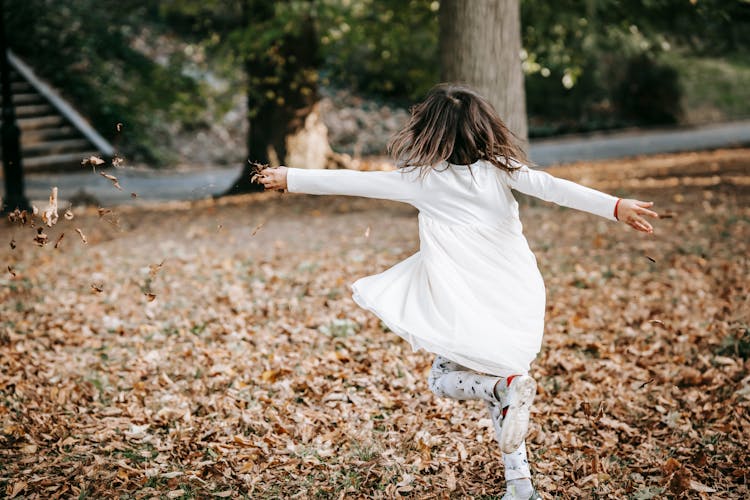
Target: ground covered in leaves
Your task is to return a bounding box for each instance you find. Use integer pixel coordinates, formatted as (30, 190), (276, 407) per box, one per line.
(1, 149), (749, 499)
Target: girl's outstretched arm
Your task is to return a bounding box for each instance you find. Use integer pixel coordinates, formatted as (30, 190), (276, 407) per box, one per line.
(504, 165), (659, 233)
(258, 166), (420, 205)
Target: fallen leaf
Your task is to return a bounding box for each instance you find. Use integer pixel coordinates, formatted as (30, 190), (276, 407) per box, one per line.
(145, 293), (157, 302)
(7, 265), (15, 278)
(149, 261), (165, 279)
(64, 209), (74, 220)
(8, 480), (26, 498)
(91, 283), (104, 293)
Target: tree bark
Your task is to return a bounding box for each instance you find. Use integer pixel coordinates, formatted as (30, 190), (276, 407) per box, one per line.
(221, 1), (344, 196)
(439, 0), (528, 144)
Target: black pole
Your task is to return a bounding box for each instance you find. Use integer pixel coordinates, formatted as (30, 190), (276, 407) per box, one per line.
(0, 0), (30, 214)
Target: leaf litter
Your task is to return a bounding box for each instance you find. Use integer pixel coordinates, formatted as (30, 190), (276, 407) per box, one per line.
(0, 150), (748, 498)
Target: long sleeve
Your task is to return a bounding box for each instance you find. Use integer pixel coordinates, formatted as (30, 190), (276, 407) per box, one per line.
(286, 168), (419, 205)
(504, 165), (619, 221)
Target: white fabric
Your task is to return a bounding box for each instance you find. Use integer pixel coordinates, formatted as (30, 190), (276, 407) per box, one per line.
(287, 160), (618, 375)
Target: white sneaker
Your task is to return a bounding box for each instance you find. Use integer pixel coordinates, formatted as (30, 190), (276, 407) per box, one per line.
(499, 375), (536, 454)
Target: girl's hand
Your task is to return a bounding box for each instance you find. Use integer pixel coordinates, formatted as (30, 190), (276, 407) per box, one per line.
(616, 199), (659, 233)
(258, 167), (288, 191)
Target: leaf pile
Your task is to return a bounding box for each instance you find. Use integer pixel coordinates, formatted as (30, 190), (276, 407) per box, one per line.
(1, 150), (748, 498)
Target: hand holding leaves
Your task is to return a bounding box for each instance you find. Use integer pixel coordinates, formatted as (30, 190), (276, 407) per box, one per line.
(256, 166), (289, 192)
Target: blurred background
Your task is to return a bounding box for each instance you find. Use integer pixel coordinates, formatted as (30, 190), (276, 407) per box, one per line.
(1, 0), (750, 199)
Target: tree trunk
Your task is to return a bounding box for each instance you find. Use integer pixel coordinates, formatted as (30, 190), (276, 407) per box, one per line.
(439, 0), (528, 144)
(221, 1), (344, 196)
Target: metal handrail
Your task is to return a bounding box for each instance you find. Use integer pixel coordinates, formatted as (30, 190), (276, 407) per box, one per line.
(7, 49), (114, 157)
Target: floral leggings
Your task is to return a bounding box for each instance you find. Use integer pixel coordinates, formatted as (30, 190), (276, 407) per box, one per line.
(427, 355), (531, 481)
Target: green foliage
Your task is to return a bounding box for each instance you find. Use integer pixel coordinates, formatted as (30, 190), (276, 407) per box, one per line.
(6, 0), (206, 164)
(521, 0), (750, 132)
(317, 0), (439, 101)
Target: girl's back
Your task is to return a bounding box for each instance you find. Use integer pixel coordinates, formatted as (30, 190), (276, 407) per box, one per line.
(412, 160), (525, 231)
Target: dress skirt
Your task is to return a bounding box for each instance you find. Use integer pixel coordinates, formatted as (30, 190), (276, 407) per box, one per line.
(351, 213), (546, 376)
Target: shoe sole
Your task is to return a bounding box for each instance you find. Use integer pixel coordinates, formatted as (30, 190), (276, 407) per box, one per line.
(499, 376), (536, 454)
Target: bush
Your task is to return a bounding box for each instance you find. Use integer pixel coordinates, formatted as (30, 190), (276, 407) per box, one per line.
(614, 53), (681, 125)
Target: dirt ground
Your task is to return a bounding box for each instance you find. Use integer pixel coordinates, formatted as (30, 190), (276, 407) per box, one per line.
(1, 149), (748, 498)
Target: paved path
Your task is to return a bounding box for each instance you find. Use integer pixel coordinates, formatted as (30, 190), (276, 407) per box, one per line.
(14, 119), (750, 206)
(528, 119), (750, 166)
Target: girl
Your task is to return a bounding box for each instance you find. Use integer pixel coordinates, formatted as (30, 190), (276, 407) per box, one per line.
(257, 83), (658, 499)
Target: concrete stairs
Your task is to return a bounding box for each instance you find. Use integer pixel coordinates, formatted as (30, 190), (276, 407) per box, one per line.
(0, 51), (113, 171)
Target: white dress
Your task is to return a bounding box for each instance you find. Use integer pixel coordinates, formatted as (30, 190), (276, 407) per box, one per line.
(286, 160), (618, 376)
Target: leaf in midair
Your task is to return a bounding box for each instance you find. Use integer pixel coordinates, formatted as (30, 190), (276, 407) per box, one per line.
(54, 233), (65, 249)
(100, 172), (123, 190)
(82, 155), (105, 172)
(75, 228), (88, 244)
(34, 227), (48, 246)
(41, 187), (59, 227)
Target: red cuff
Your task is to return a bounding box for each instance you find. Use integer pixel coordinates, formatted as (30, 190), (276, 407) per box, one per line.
(614, 198), (622, 220)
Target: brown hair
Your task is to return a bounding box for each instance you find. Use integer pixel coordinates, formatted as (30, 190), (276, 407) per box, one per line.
(388, 83), (527, 175)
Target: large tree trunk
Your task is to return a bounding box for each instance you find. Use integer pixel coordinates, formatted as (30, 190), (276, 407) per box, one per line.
(221, 1), (343, 196)
(439, 0), (528, 144)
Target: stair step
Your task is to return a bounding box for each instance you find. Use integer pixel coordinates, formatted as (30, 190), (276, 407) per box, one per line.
(21, 126), (79, 144)
(3, 115), (66, 130)
(15, 104), (53, 118)
(22, 151), (102, 172)
(22, 138), (91, 156)
(11, 81), (32, 92)
(0, 93), (44, 105)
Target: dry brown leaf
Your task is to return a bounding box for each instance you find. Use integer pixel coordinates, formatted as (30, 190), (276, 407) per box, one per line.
(33, 227), (48, 246)
(75, 228), (87, 244)
(41, 187), (59, 227)
(7, 265), (15, 278)
(54, 233), (65, 249)
(149, 260), (165, 279)
(145, 293), (157, 302)
(252, 222), (264, 236)
(82, 155), (105, 170)
(64, 209), (74, 220)
(99, 171), (123, 190)
(91, 283), (104, 293)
